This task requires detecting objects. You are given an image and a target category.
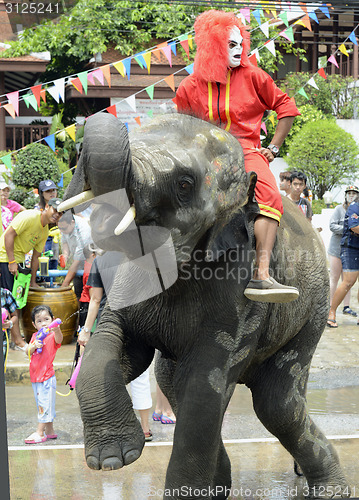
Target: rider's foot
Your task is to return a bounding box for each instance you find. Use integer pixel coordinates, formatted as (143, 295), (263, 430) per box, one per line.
(244, 277), (299, 303)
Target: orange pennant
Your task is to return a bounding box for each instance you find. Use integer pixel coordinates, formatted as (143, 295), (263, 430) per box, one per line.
(31, 84), (42, 107)
(102, 65), (111, 87)
(106, 104), (117, 117)
(302, 14), (312, 31)
(180, 39), (190, 58)
(3, 103), (16, 118)
(164, 75), (175, 92)
(71, 77), (83, 94)
(134, 116), (141, 126)
(318, 67), (327, 79)
(152, 48), (162, 61)
(40, 89), (47, 103)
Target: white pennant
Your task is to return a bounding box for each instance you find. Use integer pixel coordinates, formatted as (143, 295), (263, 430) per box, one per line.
(252, 48), (261, 62)
(54, 77), (65, 102)
(264, 40), (276, 57)
(308, 77), (319, 90)
(159, 103), (167, 112)
(46, 85), (60, 103)
(259, 21), (269, 38)
(125, 95), (136, 112)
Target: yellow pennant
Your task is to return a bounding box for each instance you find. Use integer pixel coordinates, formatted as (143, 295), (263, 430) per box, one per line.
(339, 44), (349, 57)
(65, 124), (76, 142)
(143, 52), (152, 74)
(188, 34), (193, 50)
(268, 114), (276, 127)
(113, 61), (126, 78)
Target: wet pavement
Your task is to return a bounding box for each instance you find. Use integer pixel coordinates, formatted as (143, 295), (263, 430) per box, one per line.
(3, 306), (359, 499)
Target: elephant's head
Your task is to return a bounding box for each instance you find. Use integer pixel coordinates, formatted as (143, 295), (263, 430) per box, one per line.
(60, 113), (258, 262)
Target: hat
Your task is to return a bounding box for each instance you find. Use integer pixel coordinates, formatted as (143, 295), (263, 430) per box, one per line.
(345, 185), (359, 193)
(0, 182), (10, 190)
(39, 180), (57, 192)
(47, 198), (62, 211)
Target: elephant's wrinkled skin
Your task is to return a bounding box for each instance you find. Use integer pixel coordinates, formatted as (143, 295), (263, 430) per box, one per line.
(65, 113), (350, 499)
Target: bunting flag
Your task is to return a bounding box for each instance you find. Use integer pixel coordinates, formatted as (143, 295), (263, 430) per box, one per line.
(24, 93), (38, 111)
(147, 110), (154, 119)
(145, 85), (154, 100)
(58, 174), (63, 188)
(328, 54), (339, 68)
(31, 84), (42, 107)
(169, 41), (177, 55)
(298, 88), (309, 99)
(248, 52), (258, 66)
(125, 95), (136, 112)
(113, 61), (126, 78)
(65, 124), (76, 142)
(161, 45), (172, 67)
(338, 44), (349, 57)
(252, 9), (262, 25)
(279, 11), (289, 27)
(134, 53), (146, 69)
(122, 58), (131, 80)
(143, 52), (151, 74)
(102, 65), (111, 87)
(259, 21), (269, 38)
(164, 75), (175, 92)
(92, 68), (104, 85)
(318, 67), (327, 79)
(87, 72), (95, 85)
(349, 31), (358, 45)
(44, 134), (56, 151)
(264, 40), (276, 57)
(240, 8), (251, 23)
(280, 27), (294, 43)
(184, 63), (194, 74)
(77, 71), (89, 94)
(268, 114), (276, 127)
(0, 153), (12, 169)
(71, 77), (83, 94)
(40, 89), (47, 103)
(54, 78), (65, 102)
(298, 2), (307, 14)
(151, 47), (162, 62)
(308, 11), (319, 24)
(188, 34), (193, 50)
(134, 117), (141, 126)
(180, 38), (189, 58)
(46, 84), (60, 103)
(124, 123), (129, 132)
(3, 103), (16, 118)
(308, 77), (319, 89)
(251, 48), (260, 62)
(319, 4), (330, 19)
(106, 104), (117, 117)
(260, 122), (267, 135)
(6, 91), (19, 116)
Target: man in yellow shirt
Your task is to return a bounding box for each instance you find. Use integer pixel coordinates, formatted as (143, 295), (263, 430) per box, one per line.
(0, 198), (63, 351)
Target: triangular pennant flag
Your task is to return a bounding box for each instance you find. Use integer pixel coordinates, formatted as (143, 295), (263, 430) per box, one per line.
(308, 11), (319, 23)
(147, 110), (154, 119)
(188, 34), (193, 50)
(270, 9), (277, 19)
(290, 97), (296, 106)
(31, 84), (42, 107)
(248, 53), (258, 66)
(57, 175), (63, 188)
(125, 95), (136, 112)
(40, 89), (46, 103)
(240, 8), (251, 23)
(169, 41), (177, 55)
(92, 68), (104, 85)
(318, 67), (327, 79)
(24, 93), (38, 111)
(260, 122), (267, 135)
(159, 103), (167, 112)
(134, 117), (141, 126)
(106, 104), (117, 117)
(252, 48), (260, 63)
(308, 77), (319, 89)
(71, 77), (83, 94)
(44, 134), (56, 151)
(184, 63), (194, 74)
(279, 11), (289, 27)
(54, 78), (65, 102)
(298, 2), (307, 13)
(303, 14), (313, 32)
(298, 87), (309, 99)
(164, 74), (175, 92)
(280, 27), (294, 43)
(259, 21), (269, 38)
(77, 71), (88, 94)
(6, 91), (19, 116)
(134, 56), (143, 69)
(143, 52), (151, 74)
(124, 123), (129, 132)
(319, 4), (330, 18)
(328, 54), (339, 68)
(0, 153), (12, 169)
(268, 114), (276, 127)
(47, 84), (61, 103)
(339, 44), (349, 57)
(349, 31), (358, 45)
(252, 9), (262, 25)
(113, 61), (126, 77)
(101, 65), (111, 87)
(180, 39), (189, 58)
(161, 45), (172, 67)
(87, 72), (95, 85)
(152, 48), (162, 61)
(3, 103), (16, 119)
(122, 58), (131, 80)
(145, 85), (154, 100)
(23, 93), (31, 108)
(65, 124), (76, 142)
(264, 40), (276, 57)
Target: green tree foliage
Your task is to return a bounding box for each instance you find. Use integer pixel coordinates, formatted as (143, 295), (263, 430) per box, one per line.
(13, 143), (60, 189)
(9, 187), (37, 209)
(287, 120), (359, 199)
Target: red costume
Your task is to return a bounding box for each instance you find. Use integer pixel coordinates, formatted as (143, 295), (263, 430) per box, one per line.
(176, 10), (300, 223)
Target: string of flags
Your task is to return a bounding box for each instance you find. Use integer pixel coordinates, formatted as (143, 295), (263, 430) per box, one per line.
(1, 2), (358, 173)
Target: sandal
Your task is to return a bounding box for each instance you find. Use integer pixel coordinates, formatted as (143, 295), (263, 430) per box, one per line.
(342, 306), (357, 317)
(24, 432), (47, 444)
(152, 411), (162, 421)
(327, 319), (338, 328)
(144, 430), (153, 442)
(46, 434), (57, 440)
(160, 414), (176, 424)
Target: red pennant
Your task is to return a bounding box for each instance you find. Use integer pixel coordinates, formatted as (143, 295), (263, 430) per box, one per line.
(106, 104), (117, 117)
(248, 53), (258, 67)
(31, 84), (42, 107)
(180, 39), (190, 58)
(318, 67), (327, 79)
(71, 77), (83, 94)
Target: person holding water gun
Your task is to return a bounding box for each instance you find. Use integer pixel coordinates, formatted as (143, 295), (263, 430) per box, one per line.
(25, 305), (63, 444)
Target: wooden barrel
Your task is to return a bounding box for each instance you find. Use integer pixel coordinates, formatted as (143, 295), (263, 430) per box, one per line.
(20, 286), (79, 345)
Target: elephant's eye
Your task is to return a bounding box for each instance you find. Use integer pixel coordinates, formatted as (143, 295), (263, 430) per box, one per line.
(177, 176), (194, 202)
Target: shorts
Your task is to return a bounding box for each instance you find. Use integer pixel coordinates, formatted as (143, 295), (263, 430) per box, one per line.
(243, 149), (283, 223)
(32, 375), (57, 423)
(340, 246), (359, 272)
(130, 368), (152, 411)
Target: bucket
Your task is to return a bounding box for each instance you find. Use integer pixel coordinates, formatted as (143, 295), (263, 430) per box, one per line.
(38, 254), (49, 276)
(20, 286), (79, 344)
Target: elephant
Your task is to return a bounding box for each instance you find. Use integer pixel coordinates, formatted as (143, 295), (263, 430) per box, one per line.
(61, 112), (350, 499)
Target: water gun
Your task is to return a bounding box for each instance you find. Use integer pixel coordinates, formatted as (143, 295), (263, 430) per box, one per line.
(1, 308), (9, 330)
(68, 354), (83, 390)
(48, 226), (61, 244)
(36, 318), (62, 353)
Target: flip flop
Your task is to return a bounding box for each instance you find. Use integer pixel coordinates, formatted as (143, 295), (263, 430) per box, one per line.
(152, 411), (162, 421)
(24, 432), (47, 444)
(144, 430), (153, 442)
(46, 434), (57, 440)
(327, 319), (338, 328)
(160, 414), (176, 424)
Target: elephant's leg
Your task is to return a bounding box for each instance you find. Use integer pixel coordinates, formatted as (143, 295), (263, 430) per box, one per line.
(76, 312), (154, 471)
(154, 351), (177, 415)
(248, 322), (350, 499)
(163, 350), (237, 500)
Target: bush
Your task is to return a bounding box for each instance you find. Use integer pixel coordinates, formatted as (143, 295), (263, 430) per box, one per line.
(287, 120), (359, 199)
(13, 143), (60, 189)
(10, 187), (37, 209)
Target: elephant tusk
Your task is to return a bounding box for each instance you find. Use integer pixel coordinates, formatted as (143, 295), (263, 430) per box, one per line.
(57, 190), (95, 212)
(114, 206), (136, 235)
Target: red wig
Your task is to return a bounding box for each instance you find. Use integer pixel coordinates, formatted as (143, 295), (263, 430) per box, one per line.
(193, 10), (250, 84)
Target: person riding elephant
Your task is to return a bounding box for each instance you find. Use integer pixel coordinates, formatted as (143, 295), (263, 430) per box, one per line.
(58, 110), (350, 499)
(175, 10), (300, 303)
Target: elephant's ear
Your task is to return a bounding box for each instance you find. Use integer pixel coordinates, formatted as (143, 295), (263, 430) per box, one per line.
(204, 171), (259, 261)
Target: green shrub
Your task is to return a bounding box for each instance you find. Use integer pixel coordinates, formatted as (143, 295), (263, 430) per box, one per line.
(13, 143), (60, 189)
(10, 187), (37, 209)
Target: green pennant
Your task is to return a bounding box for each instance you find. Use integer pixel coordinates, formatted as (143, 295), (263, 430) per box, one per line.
(147, 110), (154, 119)
(178, 34), (188, 42)
(298, 88), (309, 100)
(23, 93), (31, 108)
(78, 71), (88, 94)
(0, 153), (12, 170)
(24, 93), (38, 111)
(284, 26), (294, 44)
(279, 11), (289, 27)
(145, 85), (154, 100)
(134, 56), (144, 69)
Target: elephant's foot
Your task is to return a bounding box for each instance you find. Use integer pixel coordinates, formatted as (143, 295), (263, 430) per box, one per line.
(84, 419), (145, 471)
(305, 474), (351, 499)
